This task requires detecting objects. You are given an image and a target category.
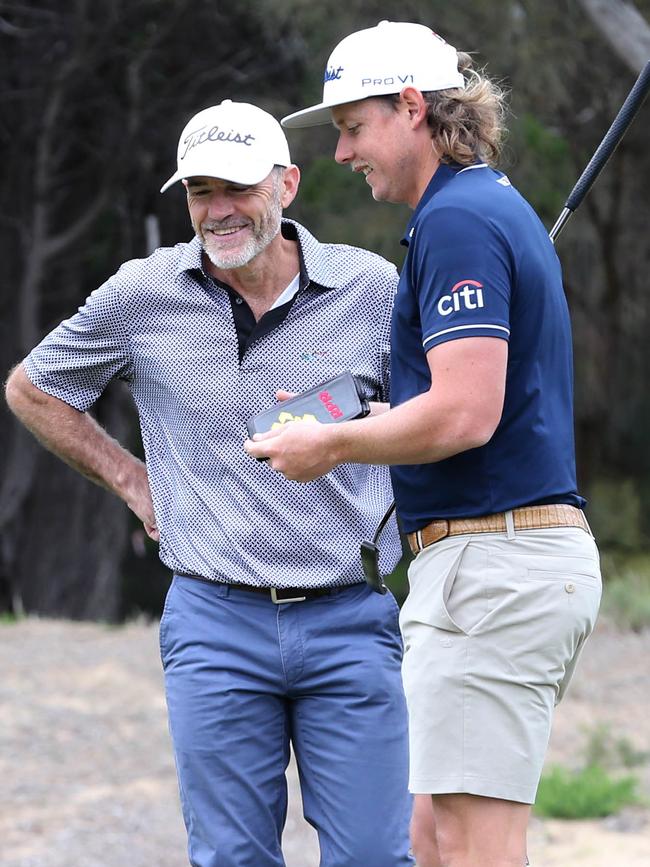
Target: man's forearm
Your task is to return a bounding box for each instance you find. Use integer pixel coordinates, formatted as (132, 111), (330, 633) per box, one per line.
(332, 338), (507, 466)
(4, 365), (153, 532)
(244, 389), (494, 483)
(332, 390), (489, 466)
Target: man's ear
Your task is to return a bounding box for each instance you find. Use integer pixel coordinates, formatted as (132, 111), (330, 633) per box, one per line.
(281, 165), (301, 209)
(399, 86), (428, 129)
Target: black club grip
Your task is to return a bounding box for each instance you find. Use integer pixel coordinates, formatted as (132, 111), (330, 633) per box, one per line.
(565, 60), (650, 214)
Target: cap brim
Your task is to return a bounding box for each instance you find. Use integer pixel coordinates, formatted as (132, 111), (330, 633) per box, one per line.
(281, 103), (335, 129)
(159, 159), (280, 194)
(160, 173), (183, 193)
(282, 72), (467, 130)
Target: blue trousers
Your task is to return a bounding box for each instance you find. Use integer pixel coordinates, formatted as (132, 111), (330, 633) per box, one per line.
(160, 575), (414, 867)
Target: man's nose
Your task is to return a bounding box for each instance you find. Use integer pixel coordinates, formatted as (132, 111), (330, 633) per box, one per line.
(206, 190), (235, 219)
(335, 134), (353, 164)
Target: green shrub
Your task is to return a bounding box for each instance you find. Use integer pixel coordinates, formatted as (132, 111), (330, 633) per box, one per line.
(588, 479), (643, 550)
(581, 722), (614, 769)
(602, 569), (650, 632)
(616, 736), (650, 769)
(581, 722), (650, 770)
(534, 765), (639, 819)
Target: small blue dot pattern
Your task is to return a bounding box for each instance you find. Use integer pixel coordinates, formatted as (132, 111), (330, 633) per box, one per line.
(24, 220), (401, 587)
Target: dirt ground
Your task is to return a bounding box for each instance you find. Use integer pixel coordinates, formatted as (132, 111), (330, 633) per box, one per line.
(1, 615), (648, 867)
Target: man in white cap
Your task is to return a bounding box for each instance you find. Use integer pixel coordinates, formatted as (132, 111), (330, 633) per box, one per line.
(246, 21), (602, 867)
(5, 100), (414, 866)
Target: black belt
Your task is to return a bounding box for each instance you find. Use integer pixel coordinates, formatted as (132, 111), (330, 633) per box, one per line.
(176, 572), (349, 604)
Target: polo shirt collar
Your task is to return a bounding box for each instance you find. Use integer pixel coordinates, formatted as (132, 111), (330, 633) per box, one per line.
(401, 162), (465, 246)
(282, 219), (343, 291)
(175, 235), (205, 277)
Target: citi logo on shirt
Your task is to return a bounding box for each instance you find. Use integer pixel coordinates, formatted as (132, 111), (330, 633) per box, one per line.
(437, 280), (485, 316)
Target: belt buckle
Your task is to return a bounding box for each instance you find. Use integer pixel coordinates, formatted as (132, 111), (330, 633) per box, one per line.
(270, 587), (307, 604)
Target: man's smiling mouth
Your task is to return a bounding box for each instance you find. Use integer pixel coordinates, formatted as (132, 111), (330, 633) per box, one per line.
(205, 224), (249, 237)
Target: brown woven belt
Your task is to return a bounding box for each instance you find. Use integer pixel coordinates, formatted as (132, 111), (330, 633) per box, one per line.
(407, 504), (589, 556)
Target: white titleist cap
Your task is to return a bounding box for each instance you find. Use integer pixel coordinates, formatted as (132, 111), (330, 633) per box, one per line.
(161, 100), (291, 192)
(282, 21), (464, 129)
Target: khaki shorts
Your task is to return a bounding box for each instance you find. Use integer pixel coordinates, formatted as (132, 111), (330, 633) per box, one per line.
(399, 524), (601, 804)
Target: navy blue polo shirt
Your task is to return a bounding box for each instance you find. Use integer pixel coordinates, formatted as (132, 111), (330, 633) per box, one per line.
(390, 163), (584, 533)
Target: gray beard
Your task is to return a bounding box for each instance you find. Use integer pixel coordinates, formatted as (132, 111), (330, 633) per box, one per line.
(200, 196), (283, 271)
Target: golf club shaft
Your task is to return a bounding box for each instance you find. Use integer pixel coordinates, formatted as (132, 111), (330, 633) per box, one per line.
(550, 60), (650, 243)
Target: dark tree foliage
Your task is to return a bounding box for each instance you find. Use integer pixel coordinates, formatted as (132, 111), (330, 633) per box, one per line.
(504, 1), (650, 509)
(0, 0), (304, 618)
(1, 0), (649, 619)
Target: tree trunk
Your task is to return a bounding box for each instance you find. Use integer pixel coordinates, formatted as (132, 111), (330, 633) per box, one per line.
(0, 0), (308, 620)
(576, 0), (650, 72)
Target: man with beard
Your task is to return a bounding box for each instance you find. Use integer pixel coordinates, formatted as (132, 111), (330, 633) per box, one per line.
(4, 101), (414, 867)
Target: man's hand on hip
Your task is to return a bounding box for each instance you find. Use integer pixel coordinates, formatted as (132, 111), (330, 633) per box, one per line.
(121, 463), (159, 540)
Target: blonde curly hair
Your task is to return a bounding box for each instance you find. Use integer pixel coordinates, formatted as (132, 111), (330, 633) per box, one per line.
(380, 52), (507, 167)
(424, 52), (507, 167)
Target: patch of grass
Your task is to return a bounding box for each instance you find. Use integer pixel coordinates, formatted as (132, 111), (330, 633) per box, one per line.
(599, 551), (650, 632)
(534, 764), (640, 819)
(581, 722), (650, 770)
(581, 722), (613, 768)
(616, 736), (650, 769)
(603, 573), (650, 632)
(0, 612), (18, 625)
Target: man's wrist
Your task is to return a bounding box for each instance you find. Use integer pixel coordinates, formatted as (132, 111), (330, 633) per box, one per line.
(112, 453), (147, 503)
(328, 421), (354, 467)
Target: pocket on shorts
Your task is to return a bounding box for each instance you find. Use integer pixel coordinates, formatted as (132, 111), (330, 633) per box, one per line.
(528, 569), (601, 590)
(400, 539), (473, 635)
(526, 566), (602, 637)
(524, 565), (602, 701)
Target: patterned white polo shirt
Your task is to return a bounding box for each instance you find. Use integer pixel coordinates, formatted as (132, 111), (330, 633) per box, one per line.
(24, 220), (401, 587)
